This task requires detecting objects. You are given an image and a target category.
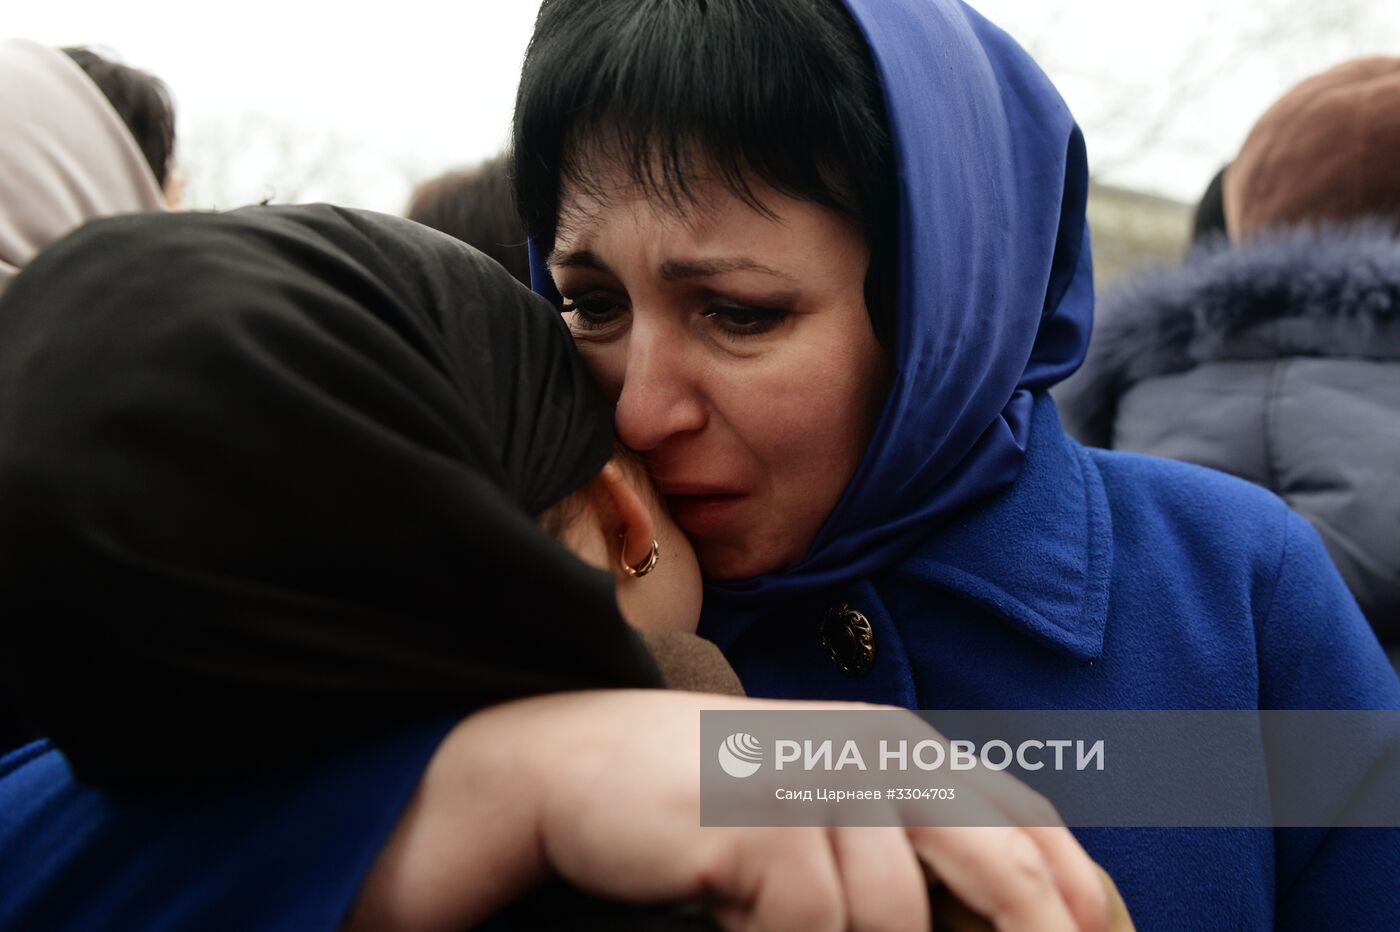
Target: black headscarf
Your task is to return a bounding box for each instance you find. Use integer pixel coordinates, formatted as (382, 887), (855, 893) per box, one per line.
(0, 204), (662, 783)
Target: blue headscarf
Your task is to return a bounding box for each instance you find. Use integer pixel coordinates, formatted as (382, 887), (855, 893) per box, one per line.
(531, 0), (1093, 609)
(708, 0), (1093, 608)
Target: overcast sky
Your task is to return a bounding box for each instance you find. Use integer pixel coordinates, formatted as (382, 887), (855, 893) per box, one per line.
(8, 1), (1397, 212)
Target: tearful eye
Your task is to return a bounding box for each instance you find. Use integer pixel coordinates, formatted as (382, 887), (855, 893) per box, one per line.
(561, 293), (627, 334)
(703, 304), (789, 338)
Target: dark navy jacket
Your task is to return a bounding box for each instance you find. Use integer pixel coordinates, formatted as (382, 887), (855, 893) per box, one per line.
(1058, 223), (1400, 651)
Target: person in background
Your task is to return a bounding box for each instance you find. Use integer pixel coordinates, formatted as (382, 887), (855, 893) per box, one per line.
(0, 40), (174, 296)
(1059, 57), (1400, 667)
(405, 154), (530, 285)
(60, 46), (180, 207)
(0, 39), (175, 753)
(1189, 164), (1229, 246)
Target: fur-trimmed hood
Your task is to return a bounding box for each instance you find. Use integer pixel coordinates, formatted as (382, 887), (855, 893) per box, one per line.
(1059, 221), (1400, 447)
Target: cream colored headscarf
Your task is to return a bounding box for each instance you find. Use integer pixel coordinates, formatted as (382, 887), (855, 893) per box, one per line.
(0, 39), (167, 292)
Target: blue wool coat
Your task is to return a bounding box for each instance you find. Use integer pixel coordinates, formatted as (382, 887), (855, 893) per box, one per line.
(702, 396), (1400, 929)
(673, 0), (1400, 918)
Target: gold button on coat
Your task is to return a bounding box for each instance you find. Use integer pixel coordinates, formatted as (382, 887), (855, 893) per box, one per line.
(822, 603), (875, 676)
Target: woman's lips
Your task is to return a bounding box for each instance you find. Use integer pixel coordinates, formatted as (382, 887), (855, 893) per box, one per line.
(663, 492), (749, 538)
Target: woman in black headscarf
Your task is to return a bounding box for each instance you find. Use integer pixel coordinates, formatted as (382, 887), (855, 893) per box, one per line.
(0, 203), (693, 782)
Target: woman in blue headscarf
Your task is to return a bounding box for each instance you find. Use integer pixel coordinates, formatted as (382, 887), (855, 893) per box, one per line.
(508, 0), (1400, 927)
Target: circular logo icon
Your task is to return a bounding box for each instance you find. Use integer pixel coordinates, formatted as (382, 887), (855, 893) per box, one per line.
(718, 732), (763, 778)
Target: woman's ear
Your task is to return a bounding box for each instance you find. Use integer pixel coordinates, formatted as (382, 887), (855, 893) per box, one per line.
(596, 458), (657, 576)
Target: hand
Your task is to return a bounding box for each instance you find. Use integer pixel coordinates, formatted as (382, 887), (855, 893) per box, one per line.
(349, 690), (1112, 932)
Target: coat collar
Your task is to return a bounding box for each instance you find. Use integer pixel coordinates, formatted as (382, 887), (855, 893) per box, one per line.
(889, 395), (1113, 662)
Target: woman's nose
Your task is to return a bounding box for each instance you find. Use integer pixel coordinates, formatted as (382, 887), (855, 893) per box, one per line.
(612, 326), (707, 452)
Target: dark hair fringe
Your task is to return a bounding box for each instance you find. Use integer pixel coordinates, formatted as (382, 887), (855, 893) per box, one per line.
(511, 0), (898, 342)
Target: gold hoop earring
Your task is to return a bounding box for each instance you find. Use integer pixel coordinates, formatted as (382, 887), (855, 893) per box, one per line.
(620, 537), (660, 578)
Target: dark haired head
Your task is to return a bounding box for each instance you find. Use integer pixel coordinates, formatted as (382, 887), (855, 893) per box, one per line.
(61, 47), (176, 188)
(406, 155), (531, 286)
(1190, 164), (1229, 247)
(511, 0), (898, 343)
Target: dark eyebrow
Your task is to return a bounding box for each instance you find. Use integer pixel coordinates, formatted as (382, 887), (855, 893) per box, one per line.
(546, 249), (796, 283)
(660, 258), (796, 281)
